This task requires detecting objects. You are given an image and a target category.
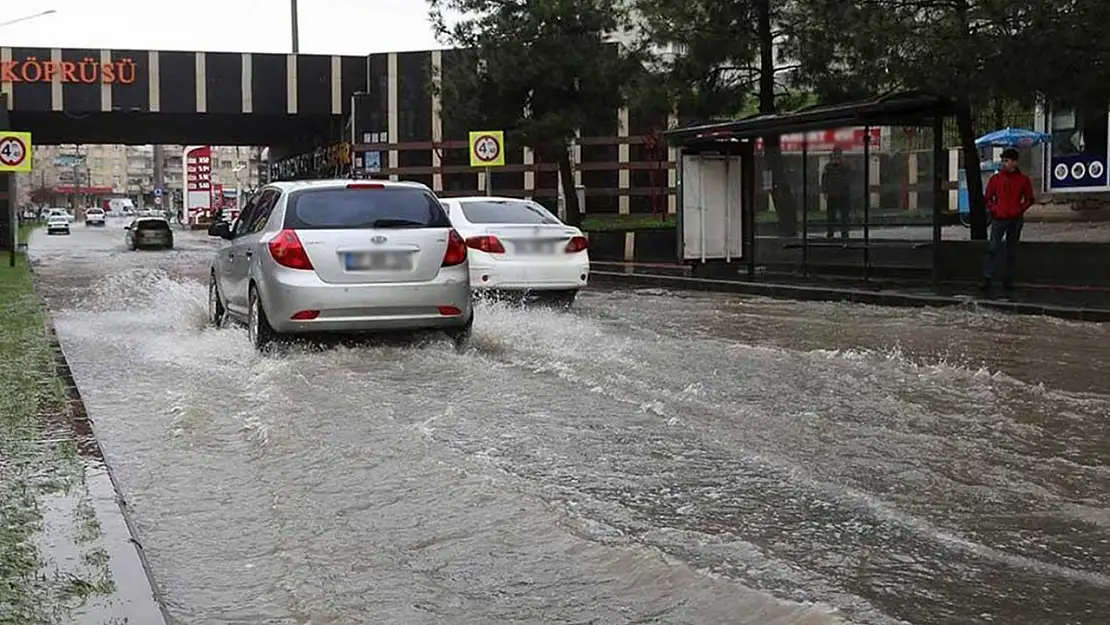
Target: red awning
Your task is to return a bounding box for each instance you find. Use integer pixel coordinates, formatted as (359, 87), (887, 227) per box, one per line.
(55, 186), (115, 194)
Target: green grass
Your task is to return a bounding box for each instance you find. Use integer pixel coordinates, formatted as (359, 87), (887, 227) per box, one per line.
(0, 254), (116, 625)
(19, 222), (38, 245)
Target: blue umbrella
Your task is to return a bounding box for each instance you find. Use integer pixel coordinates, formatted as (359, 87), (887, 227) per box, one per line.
(975, 127), (1051, 149)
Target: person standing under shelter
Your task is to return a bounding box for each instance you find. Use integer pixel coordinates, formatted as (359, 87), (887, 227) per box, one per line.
(981, 147), (1035, 294)
(822, 147), (852, 238)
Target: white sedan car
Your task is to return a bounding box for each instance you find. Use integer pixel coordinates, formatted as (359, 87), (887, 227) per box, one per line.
(46, 215), (71, 235)
(442, 196), (589, 305)
(84, 207), (106, 226)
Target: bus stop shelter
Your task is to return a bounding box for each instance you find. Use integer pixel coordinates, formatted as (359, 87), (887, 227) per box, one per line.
(663, 92), (961, 286)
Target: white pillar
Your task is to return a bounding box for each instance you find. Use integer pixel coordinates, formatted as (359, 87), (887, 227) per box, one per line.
(387, 52), (399, 181)
(618, 107), (630, 215)
(430, 50), (443, 192)
(667, 112), (678, 214)
(947, 147), (960, 208)
(907, 152), (919, 211)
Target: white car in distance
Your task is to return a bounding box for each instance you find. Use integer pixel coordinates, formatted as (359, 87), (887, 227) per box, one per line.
(46, 214), (71, 235)
(442, 196), (589, 306)
(47, 208), (73, 223)
(85, 207), (106, 226)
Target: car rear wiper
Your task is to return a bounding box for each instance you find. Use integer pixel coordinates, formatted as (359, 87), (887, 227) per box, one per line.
(371, 218), (426, 228)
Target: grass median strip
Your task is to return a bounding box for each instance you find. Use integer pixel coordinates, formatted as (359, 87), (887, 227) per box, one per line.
(0, 254), (118, 625)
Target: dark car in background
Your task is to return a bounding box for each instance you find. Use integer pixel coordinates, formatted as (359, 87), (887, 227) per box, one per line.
(125, 217), (174, 250)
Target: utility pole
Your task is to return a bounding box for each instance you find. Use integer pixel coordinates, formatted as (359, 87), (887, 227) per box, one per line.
(153, 144), (165, 212)
(70, 145), (80, 213)
(290, 0), (299, 54)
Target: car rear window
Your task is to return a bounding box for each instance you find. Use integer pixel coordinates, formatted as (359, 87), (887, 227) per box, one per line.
(459, 200), (560, 225)
(284, 187), (450, 229)
(136, 219), (170, 231)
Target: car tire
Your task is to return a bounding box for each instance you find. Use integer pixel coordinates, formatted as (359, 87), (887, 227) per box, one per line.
(247, 285), (276, 350)
(207, 275), (226, 327)
(548, 289), (578, 309)
(446, 313), (474, 354)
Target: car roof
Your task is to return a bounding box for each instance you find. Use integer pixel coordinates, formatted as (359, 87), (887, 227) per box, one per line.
(133, 216), (168, 222)
(263, 179), (431, 192)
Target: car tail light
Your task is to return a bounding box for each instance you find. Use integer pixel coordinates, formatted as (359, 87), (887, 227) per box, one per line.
(346, 183), (384, 189)
(442, 229), (468, 267)
(268, 229), (314, 270)
(565, 236), (588, 253)
(465, 235), (505, 254)
(291, 310), (320, 320)
(438, 305), (462, 316)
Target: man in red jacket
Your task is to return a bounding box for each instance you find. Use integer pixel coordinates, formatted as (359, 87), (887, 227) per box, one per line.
(981, 148), (1035, 293)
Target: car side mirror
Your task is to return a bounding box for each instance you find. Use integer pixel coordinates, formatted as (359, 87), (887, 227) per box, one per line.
(207, 221), (233, 239)
(123, 225), (130, 230)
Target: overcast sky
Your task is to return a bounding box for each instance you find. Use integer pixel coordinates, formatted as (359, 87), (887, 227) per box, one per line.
(0, 0), (445, 55)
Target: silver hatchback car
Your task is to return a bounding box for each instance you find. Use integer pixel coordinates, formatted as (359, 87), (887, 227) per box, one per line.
(206, 180), (473, 350)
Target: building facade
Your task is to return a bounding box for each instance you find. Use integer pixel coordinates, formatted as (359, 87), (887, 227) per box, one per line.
(18, 144), (262, 208)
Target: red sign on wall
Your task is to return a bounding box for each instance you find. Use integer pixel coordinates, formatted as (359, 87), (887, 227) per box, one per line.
(753, 128), (883, 153)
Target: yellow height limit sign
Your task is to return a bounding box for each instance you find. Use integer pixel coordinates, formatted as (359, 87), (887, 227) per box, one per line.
(0, 131), (32, 172)
(469, 130), (505, 168)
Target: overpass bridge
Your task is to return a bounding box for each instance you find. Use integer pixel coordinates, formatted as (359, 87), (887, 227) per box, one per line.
(2, 46), (372, 146)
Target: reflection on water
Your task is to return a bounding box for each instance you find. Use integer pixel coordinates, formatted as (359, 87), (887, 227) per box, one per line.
(27, 227), (1110, 625)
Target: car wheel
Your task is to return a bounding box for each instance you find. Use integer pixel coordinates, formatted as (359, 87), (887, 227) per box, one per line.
(247, 285), (276, 350)
(446, 313), (474, 353)
(207, 275), (226, 327)
(548, 289), (578, 309)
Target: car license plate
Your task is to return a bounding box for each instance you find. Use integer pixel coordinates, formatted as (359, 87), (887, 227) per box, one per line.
(516, 241), (553, 254)
(344, 251), (412, 271)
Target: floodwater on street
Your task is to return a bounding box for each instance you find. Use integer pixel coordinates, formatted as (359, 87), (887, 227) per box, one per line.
(28, 220), (1110, 625)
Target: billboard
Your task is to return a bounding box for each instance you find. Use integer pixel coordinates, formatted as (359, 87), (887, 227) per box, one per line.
(183, 145), (212, 223)
(1043, 105), (1110, 193)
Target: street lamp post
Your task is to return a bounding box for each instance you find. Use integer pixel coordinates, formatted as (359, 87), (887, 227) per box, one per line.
(290, 0), (299, 54)
(0, 9), (57, 29)
(0, 9), (56, 264)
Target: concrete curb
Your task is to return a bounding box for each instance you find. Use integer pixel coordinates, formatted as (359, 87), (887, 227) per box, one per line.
(31, 270), (172, 625)
(589, 271), (1110, 323)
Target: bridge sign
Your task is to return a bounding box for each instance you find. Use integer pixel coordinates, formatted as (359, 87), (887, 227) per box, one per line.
(0, 131), (31, 172)
(469, 131), (505, 168)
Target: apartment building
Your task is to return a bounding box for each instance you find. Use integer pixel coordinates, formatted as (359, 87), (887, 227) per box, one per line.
(18, 145), (262, 207)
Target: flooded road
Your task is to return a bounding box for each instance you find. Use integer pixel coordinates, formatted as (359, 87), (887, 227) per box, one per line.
(29, 221), (1110, 625)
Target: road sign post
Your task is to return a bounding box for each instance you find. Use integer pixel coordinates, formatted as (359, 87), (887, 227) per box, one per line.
(469, 131), (505, 197)
(0, 131), (32, 173)
(0, 127), (31, 267)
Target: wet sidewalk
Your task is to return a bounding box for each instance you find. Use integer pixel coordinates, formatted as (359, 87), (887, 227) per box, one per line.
(0, 255), (168, 625)
(590, 261), (1110, 322)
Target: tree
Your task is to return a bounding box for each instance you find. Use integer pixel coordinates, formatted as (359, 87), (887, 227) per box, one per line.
(29, 185), (53, 205)
(427, 0), (643, 226)
(633, 0), (801, 235)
